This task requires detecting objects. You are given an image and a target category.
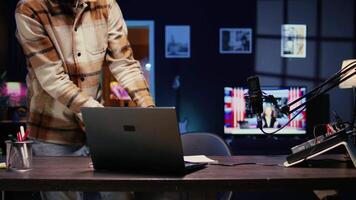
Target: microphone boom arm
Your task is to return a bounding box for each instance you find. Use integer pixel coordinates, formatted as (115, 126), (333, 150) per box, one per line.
(280, 62), (356, 115)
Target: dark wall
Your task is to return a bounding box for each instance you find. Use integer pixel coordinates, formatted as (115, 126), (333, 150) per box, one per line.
(255, 0), (355, 125)
(119, 1), (256, 134)
(2, 1), (26, 81)
(0, 2), (9, 73)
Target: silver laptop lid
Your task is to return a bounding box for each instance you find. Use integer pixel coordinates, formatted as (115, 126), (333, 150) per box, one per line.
(82, 107), (186, 174)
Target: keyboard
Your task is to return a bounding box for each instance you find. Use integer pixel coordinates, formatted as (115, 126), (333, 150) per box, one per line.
(184, 161), (207, 173)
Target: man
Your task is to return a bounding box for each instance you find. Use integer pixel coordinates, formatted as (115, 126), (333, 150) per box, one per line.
(15, 0), (154, 199)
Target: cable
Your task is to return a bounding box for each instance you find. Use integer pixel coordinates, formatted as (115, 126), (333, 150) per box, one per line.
(209, 162), (283, 167)
(304, 125), (327, 162)
(352, 88), (356, 129)
(259, 105), (306, 135)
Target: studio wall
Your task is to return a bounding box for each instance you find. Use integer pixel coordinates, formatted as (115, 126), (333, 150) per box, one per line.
(120, 0), (257, 133)
(0, 3), (9, 73)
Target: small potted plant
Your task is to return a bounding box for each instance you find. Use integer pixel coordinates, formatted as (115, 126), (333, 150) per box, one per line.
(0, 71), (10, 120)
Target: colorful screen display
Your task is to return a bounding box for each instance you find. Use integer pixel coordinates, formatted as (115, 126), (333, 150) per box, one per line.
(224, 86), (307, 135)
(1, 82), (27, 107)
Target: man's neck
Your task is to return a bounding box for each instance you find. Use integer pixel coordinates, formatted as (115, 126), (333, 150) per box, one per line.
(57, 0), (77, 5)
(56, 0), (77, 15)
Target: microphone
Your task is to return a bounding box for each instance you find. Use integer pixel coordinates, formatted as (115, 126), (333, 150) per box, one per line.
(247, 76), (263, 128)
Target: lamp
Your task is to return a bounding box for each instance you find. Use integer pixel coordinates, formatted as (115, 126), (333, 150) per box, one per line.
(340, 59), (356, 89)
(339, 60), (356, 130)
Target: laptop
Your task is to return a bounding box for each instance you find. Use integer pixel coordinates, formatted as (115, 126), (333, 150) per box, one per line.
(81, 107), (206, 174)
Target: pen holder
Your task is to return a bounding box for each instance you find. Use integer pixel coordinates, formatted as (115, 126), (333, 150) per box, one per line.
(5, 140), (33, 172)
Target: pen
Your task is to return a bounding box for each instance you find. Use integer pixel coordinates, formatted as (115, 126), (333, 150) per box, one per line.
(24, 130), (29, 140)
(20, 126), (26, 141)
(19, 126), (29, 168)
(17, 132), (22, 142)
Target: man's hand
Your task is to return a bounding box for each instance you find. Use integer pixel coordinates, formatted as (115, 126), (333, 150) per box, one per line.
(75, 113), (86, 132)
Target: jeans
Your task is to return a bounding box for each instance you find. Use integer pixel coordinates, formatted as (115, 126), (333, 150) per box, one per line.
(32, 140), (134, 200)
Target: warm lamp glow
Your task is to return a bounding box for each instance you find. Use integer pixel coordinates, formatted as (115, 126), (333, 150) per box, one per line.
(339, 59), (356, 89)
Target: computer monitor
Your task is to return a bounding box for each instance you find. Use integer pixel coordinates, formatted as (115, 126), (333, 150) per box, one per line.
(224, 86), (307, 135)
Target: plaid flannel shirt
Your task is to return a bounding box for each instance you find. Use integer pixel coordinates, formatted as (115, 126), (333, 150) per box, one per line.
(15, 0), (155, 145)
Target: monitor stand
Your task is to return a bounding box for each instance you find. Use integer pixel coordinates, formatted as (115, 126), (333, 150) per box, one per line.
(284, 130), (356, 168)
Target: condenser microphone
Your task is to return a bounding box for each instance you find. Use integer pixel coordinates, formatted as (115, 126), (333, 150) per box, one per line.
(247, 76), (263, 128)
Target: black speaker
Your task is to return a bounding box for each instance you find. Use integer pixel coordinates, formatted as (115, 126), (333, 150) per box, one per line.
(306, 94), (330, 138)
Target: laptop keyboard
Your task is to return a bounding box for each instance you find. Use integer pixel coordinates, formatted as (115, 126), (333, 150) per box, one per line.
(184, 161), (207, 171)
(184, 162), (198, 167)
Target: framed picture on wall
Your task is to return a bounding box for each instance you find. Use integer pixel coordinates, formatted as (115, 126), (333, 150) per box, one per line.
(219, 28), (252, 54)
(165, 25), (190, 58)
(281, 24), (307, 58)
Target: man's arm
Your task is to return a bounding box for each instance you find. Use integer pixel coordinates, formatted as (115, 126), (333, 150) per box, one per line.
(106, 0), (155, 107)
(15, 3), (102, 114)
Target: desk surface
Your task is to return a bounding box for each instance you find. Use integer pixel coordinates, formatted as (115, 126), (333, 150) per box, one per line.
(0, 155), (355, 192)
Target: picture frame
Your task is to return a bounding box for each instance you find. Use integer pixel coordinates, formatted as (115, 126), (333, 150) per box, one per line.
(165, 25), (191, 58)
(219, 28), (252, 54)
(281, 24), (307, 58)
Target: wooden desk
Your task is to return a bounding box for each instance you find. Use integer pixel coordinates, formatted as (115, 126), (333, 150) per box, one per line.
(0, 155), (355, 192)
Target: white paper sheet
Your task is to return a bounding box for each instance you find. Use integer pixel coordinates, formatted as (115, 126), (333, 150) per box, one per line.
(183, 155), (218, 164)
